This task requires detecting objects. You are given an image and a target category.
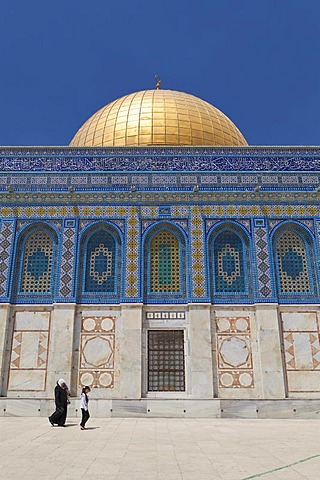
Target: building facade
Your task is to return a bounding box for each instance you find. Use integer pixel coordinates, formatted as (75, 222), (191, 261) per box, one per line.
(0, 89), (320, 417)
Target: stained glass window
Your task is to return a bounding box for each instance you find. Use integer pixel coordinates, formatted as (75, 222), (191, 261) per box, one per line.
(213, 231), (246, 294)
(84, 231), (116, 293)
(150, 231), (181, 293)
(20, 230), (54, 293)
(276, 231), (311, 293)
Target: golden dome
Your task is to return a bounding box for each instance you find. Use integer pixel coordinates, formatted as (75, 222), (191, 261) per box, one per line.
(69, 89), (247, 147)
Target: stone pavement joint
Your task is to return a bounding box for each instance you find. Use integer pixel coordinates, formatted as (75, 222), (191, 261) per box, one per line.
(241, 453), (320, 479)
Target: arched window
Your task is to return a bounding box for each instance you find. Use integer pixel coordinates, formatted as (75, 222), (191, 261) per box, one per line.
(79, 225), (120, 300)
(150, 230), (181, 293)
(275, 230), (312, 294)
(213, 230), (247, 295)
(83, 230), (117, 294)
(18, 228), (56, 295)
(144, 224), (187, 300)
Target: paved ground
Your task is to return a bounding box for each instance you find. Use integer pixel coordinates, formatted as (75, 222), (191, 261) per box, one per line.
(0, 418), (320, 480)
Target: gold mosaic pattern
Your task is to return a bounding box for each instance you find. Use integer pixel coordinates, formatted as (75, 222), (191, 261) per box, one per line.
(3, 204), (319, 219)
(150, 231), (180, 293)
(70, 90), (247, 147)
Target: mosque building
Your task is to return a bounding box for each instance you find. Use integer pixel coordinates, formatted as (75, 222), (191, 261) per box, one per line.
(0, 85), (320, 417)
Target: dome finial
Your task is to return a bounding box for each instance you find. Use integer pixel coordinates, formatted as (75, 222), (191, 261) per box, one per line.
(155, 74), (162, 90)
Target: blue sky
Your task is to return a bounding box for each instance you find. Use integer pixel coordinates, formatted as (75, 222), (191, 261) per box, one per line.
(1, 0), (320, 146)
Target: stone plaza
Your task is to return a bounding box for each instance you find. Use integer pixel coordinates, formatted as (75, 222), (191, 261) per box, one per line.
(0, 417), (320, 480)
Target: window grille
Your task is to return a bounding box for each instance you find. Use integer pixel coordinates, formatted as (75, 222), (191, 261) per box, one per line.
(150, 231), (181, 293)
(276, 231), (310, 293)
(147, 330), (185, 392)
(214, 231), (246, 293)
(85, 231), (116, 293)
(20, 230), (54, 293)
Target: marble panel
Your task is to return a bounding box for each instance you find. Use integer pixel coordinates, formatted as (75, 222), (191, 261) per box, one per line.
(182, 400), (220, 418)
(0, 305), (10, 395)
(258, 370), (288, 399)
(257, 400), (295, 419)
(112, 400), (147, 417)
(15, 311), (50, 331)
(220, 400), (258, 418)
(291, 400), (320, 418)
(146, 399), (185, 417)
(96, 399), (112, 417)
(47, 305), (75, 393)
(255, 306), (286, 399)
(79, 315), (115, 391)
(281, 311), (318, 331)
(287, 371), (320, 392)
(4, 399), (40, 417)
(216, 315), (255, 393)
(10, 331), (48, 370)
(8, 370), (46, 391)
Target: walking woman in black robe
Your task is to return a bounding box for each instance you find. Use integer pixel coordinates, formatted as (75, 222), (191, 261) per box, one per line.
(48, 379), (69, 427)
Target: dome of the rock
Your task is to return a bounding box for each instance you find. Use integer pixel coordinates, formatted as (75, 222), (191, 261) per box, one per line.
(69, 89), (247, 147)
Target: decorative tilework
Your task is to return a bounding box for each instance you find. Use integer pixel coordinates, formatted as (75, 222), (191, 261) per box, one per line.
(131, 175), (149, 185)
(0, 220), (14, 297)
(20, 231), (54, 294)
(84, 231), (116, 293)
(213, 231), (246, 294)
(125, 207), (139, 298)
(1, 146), (320, 172)
(172, 206), (188, 217)
(146, 311), (185, 319)
(282, 175), (299, 184)
(216, 316), (254, 389)
(150, 231), (180, 293)
(141, 206), (158, 217)
(79, 316), (115, 389)
(180, 175), (197, 184)
(1, 204), (320, 219)
(205, 219), (221, 234)
(58, 222), (76, 298)
(276, 231), (311, 294)
(253, 225), (273, 298)
(190, 206), (206, 298)
(200, 175), (218, 184)
(237, 219), (251, 232)
(152, 175), (176, 184)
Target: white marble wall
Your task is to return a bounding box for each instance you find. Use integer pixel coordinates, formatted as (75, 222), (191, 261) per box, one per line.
(75, 307), (120, 399)
(46, 304), (75, 397)
(212, 307), (263, 399)
(7, 310), (50, 394)
(117, 304), (142, 399)
(280, 309), (320, 397)
(0, 304), (10, 396)
(2, 303), (320, 402)
(188, 305), (214, 398)
(256, 305), (286, 399)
